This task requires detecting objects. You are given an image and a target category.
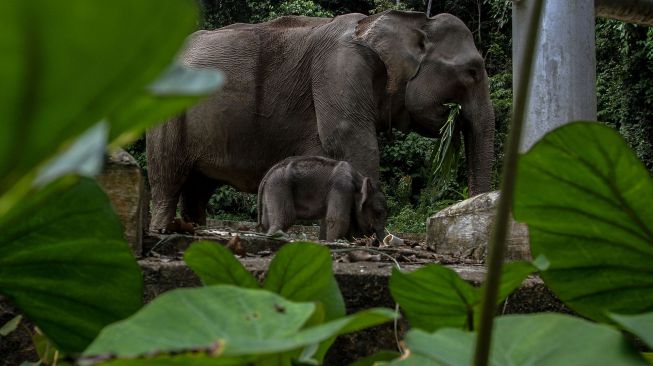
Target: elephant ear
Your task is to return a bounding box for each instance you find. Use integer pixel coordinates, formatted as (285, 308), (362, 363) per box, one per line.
(354, 10), (428, 94)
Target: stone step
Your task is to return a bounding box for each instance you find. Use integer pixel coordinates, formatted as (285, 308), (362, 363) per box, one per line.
(203, 219), (428, 245)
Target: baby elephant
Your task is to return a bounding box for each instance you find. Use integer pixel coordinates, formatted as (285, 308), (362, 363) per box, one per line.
(258, 156), (387, 241)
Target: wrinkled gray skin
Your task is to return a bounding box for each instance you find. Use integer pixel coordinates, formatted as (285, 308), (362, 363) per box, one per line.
(257, 156), (387, 241)
(147, 10), (495, 231)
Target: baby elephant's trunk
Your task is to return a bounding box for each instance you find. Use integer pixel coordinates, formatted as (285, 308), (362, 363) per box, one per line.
(375, 228), (387, 244)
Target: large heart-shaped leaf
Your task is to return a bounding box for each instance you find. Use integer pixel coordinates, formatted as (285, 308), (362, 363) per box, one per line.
(0, 0), (197, 211)
(389, 262), (534, 331)
(184, 241), (259, 289)
(81, 286), (395, 365)
(514, 122), (653, 322)
(611, 311), (653, 349)
(0, 178), (142, 353)
(264, 242), (346, 321)
(390, 265), (478, 331)
(392, 314), (648, 366)
(34, 122), (108, 187)
(186, 241), (347, 363)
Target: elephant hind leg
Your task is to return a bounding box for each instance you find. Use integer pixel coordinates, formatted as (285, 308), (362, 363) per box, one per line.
(262, 186), (296, 235)
(180, 172), (219, 227)
(146, 115), (192, 232)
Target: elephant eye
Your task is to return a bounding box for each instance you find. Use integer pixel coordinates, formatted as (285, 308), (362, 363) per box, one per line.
(467, 68), (480, 83)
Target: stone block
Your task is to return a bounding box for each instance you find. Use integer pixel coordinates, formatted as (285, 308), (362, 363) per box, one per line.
(96, 149), (146, 257)
(426, 191), (530, 260)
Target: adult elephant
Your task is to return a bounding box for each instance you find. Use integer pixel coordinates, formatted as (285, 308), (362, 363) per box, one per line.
(147, 10), (495, 231)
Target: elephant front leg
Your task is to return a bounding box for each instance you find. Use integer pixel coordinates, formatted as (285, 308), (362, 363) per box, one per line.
(146, 117), (192, 233)
(150, 197), (179, 233)
(324, 190), (353, 241)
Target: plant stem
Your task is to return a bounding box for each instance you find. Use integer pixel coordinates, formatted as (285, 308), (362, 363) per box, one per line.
(472, 1), (545, 365)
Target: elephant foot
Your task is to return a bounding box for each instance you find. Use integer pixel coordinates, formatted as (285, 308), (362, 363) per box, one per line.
(159, 218), (196, 235)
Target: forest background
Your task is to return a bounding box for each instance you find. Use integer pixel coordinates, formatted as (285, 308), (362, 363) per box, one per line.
(127, 0), (653, 233)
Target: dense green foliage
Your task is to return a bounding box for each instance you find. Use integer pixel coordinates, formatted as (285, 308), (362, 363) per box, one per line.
(597, 20), (653, 172)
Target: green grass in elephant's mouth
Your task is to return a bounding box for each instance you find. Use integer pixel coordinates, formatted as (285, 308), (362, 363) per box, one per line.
(428, 103), (462, 190)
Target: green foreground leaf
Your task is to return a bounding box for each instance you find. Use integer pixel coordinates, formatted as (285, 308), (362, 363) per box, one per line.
(611, 311), (653, 349)
(0, 178), (142, 353)
(184, 241), (259, 288)
(264, 242), (346, 321)
(109, 64), (224, 146)
(514, 122), (653, 322)
(82, 286), (395, 365)
(393, 314), (648, 366)
(390, 265), (478, 331)
(185, 241), (347, 363)
(0, 0), (197, 214)
(389, 262), (534, 331)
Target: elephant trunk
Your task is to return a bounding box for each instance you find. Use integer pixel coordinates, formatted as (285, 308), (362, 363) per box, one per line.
(461, 83), (495, 196)
(375, 228), (388, 243)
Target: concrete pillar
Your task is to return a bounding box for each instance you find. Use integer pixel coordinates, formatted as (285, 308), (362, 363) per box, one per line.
(513, 0), (597, 152)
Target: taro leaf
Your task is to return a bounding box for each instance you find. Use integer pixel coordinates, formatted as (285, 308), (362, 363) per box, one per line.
(514, 122), (653, 322)
(389, 265), (478, 331)
(0, 0), (197, 211)
(611, 312), (653, 349)
(184, 241), (259, 289)
(392, 314), (648, 366)
(264, 242), (346, 362)
(186, 242), (348, 363)
(34, 122), (108, 187)
(81, 286), (395, 364)
(390, 263), (534, 332)
(0, 178), (142, 353)
(109, 64), (224, 147)
(472, 261), (536, 329)
(264, 242), (345, 321)
(491, 261), (536, 302)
